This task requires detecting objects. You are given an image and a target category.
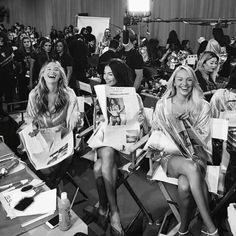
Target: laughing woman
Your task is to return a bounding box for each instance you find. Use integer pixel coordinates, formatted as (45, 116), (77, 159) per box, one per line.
(151, 65), (218, 236)
(25, 60), (82, 190)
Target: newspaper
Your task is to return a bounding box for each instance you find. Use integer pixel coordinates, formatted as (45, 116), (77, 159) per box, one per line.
(88, 85), (140, 154)
(146, 102), (211, 161)
(19, 123), (74, 170)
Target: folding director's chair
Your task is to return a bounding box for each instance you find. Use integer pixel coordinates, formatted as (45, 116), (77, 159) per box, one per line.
(146, 118), (230, 236)
(80, 107), (156, 234)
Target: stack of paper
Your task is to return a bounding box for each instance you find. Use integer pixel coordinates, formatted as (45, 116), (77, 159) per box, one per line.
(0, 180), (56, 219)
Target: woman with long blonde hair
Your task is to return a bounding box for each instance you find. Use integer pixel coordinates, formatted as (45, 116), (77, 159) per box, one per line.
(25, 60), (82, 190)
(152, 65), (218, 236)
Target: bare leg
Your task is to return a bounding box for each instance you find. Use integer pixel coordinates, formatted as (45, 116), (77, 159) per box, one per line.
(168, 156), (218, 234)
(94, 159), (108, 213)
(177, 175), (195, 233)
(98, 147), (122, 232)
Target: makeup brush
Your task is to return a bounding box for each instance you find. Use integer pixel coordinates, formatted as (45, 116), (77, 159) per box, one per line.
(14, 187), (43, 211)
(0, 179), (29, 191)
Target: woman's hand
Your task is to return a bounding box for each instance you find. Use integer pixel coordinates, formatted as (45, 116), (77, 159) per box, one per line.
(177, 112), (190, 120)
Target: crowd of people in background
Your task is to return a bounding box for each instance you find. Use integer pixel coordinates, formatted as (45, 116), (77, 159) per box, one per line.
(1, 21), (236, 115)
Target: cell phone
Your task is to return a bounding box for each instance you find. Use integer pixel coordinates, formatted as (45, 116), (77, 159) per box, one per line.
(45, 215), (59, 229)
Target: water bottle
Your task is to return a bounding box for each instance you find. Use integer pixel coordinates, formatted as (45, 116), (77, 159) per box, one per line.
(58, 192), (71, 231)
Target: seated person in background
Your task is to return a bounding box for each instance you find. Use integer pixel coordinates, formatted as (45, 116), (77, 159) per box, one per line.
(92, 58), (147, 235)
(159, 42), (181, 69)
(25, 60), (82, 190)
(151, 65), (218, 236)
(181, 40), (193, 55)
(205, 38), (227, 70)
(210, 69), (236, 166)
(166, 30), (181, 51)
(195, 51), (219, 101)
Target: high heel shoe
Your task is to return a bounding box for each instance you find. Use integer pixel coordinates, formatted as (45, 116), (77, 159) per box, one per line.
(110, 225), (125, 236)
(201, 228), (219, 236)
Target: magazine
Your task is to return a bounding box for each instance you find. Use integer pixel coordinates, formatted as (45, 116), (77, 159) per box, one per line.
(88, 85), (140, 154)
(19, 123), (74, 170)
(145, 106), (211, 160)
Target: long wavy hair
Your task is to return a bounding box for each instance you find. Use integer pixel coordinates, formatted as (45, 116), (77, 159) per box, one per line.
(33, 60), (69, 115)
(161, 65), (204, 114)
(196, 51), (219, 82)
(19, 36), (35, 53)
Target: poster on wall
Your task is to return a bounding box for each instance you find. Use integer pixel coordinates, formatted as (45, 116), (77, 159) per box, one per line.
(76, 16), (110, 44)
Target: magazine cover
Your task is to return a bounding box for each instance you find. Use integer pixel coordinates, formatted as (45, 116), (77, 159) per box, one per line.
(19, 124), (74, 170)
(88, 85), (140, 153)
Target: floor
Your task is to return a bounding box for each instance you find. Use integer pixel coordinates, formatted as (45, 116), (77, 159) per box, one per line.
(60, 153), (235, 236)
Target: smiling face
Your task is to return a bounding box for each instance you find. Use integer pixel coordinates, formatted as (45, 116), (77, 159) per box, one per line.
(174, 69), (193, 97)
(203, 57), (218, 74)
(44, 62), (61, 86)
(104, 65), (117, 86)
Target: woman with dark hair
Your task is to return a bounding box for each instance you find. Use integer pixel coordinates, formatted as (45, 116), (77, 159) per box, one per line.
(166, 30), (181, 50)
(92, 58), (147, 236)
(195, 51), (219, 101)
(53, 39), (73, 83)
(181, 40), (193, 55)
(0, 31), (15, 113)
(14, 36), (37, 99)
(25, 60), (82, 189)
(152, 65), (218, 236)
(32, 38), (53, 86)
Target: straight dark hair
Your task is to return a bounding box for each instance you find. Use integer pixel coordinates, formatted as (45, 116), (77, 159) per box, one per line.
(107, 58), (133, 87)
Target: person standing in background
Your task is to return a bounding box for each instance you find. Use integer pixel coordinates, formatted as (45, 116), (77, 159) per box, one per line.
(97, 39), (120, 80)
(0, 31), (15, 113)
(53, 39), (73, 83)
(85, 26), (96, 56)
(14, 36), (37, 100)
(121, 30), (144, 92)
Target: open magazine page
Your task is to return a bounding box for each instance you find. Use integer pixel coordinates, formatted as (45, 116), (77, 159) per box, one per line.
(167, 116), (194, 157)
(89, 85), (140, 154)
(19, 123), (74, 170)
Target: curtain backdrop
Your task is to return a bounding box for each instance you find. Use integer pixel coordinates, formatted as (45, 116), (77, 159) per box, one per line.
(0, 0), (236, 52)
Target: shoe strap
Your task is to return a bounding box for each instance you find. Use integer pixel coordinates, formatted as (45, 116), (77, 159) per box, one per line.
(201, 228), (218, 236)
(178, 230), (189, 235)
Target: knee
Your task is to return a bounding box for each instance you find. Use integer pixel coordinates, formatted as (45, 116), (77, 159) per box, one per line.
(178, 176), (191, 194)
(186, 162), (200, 178)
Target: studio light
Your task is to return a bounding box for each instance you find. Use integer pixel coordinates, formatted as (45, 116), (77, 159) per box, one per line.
(127, 0), (151, 17)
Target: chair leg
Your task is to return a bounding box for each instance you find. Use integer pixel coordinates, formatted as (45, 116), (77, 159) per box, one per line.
(211, 181), (236, 216)
(118, 173), (154, 228)
(65, 171), (88, 207)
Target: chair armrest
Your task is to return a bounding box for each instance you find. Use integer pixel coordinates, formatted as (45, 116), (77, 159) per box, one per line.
(77, 125), (94, 138)
(127, 133), (150, 153)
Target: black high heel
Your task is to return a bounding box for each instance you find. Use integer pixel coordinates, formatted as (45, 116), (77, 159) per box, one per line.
(110, 225), (125, 236)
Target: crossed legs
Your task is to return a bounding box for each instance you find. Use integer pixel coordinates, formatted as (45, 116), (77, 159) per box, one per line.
(167, 156), (218, 235)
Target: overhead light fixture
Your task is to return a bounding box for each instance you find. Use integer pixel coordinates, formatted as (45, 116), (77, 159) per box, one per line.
(127, 0), (151, 17)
